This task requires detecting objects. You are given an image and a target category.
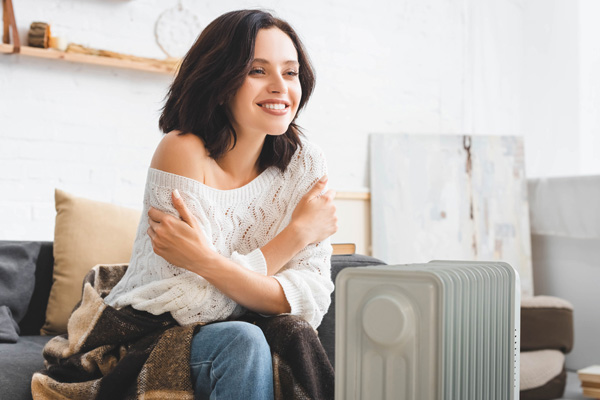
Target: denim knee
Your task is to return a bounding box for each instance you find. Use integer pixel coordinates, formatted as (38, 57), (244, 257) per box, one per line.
(190, 321), (271, 365)
(224, 322), (270, 359)
(190, 321), (274, 399)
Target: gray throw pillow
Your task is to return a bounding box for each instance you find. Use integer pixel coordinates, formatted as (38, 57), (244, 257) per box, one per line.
(0, 241), (41, 342)
(0, 306), (20, 342)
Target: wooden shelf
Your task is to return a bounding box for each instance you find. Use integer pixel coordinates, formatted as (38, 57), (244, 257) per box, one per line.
(0, 43), (177, 74)
(335, 191), (371, 200)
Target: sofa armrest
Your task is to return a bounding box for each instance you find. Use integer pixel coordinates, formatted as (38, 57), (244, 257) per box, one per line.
(521, 295), (574, 353)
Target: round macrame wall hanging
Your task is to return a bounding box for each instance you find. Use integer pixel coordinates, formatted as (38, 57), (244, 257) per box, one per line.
(155, 1), (202, 58)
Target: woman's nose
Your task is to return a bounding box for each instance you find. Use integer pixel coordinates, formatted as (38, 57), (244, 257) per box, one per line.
(268, 75), (287, 94)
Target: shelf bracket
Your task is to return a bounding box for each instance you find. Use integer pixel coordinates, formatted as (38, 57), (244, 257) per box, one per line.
(2, 0), (20, 53)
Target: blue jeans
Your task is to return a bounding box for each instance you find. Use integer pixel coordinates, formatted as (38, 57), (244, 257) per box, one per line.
(190, 321), (274, 400)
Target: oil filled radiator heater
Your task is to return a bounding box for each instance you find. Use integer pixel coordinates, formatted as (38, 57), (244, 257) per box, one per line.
(335, 261), (520, 400)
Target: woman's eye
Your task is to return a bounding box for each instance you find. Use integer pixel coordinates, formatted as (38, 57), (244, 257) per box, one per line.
(249, 68), (265, 75)
(286, 71), (299, 77)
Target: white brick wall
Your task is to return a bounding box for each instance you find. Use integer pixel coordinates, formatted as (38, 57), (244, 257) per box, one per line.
(1, 0), (598, 240)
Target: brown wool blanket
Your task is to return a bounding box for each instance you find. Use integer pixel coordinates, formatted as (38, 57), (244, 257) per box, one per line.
(31, 264), (334, 400)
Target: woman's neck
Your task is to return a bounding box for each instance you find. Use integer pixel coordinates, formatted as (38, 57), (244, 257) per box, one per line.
(213, 134), (266, 188)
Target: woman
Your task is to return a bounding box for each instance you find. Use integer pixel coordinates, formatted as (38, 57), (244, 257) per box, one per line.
(104, 9), (337, 399)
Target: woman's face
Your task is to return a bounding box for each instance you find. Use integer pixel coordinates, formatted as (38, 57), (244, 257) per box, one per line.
(229, 28), (302, 139)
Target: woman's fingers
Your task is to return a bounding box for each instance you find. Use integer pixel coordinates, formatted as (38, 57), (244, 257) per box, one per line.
(147, 216), (158, 231)
(145, 194), (212, 268)
(172, 189), (195, 227)
(306, 175), (328, 200)
(148, 206), (163, 222)
(147, 206), (179, 247)
(321, 189), (336, 202)
(146, 191), (195, 227)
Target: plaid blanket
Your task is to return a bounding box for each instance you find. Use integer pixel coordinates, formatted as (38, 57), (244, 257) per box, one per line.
(31, 264), (334, 399)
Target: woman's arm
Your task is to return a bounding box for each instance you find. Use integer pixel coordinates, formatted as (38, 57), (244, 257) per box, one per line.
(261, 174), (337, 276)
(147, 132), (337, 316)
(272, 238), (334, 328)
(147, 184), (336, 315)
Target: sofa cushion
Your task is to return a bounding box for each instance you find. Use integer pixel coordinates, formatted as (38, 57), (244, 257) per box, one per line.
(0, 241), (41, 342)
(42, 189), (141, 335)
(520, 349), (567, 399)
(0, 306), (20, 342)
(18, 242), (54, 336)
(521, 295), (574, 353)
(0, 335), (55, 400)
(317, 254), (386, 367)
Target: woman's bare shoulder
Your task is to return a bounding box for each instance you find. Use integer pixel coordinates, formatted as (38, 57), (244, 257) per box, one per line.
(150, 131), (208, 181)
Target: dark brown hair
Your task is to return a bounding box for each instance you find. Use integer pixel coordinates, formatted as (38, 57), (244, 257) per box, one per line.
(158, 9), (316, 172)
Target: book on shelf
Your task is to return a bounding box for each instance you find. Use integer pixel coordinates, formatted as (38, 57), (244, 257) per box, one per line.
(332, 243), (356, 255)
(579, 365), (600, 399)
(583, 386), (600, 399)
(579, 365), (600, 384)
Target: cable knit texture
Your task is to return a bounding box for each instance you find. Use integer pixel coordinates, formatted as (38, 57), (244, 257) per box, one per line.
(105, 140), (333, 329)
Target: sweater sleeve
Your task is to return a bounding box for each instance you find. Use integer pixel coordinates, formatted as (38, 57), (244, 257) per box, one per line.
(273, 239), (334, 329)
(230, 248), (268, 276)
(272, 142), (335, 329)
(106, 168), (267, 325)
(147, 172), (268, 277)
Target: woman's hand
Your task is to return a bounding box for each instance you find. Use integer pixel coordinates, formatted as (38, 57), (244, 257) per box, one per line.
(290, 175), (338, 246)
(147, 190), (214, 273)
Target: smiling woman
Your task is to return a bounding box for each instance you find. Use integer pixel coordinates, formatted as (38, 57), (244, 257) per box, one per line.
(157, 10), (316, 174)
(33, 9), (337, 400)
(230, 29), (302, 138)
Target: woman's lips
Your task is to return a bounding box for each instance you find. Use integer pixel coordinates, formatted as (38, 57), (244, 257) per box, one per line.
(257, 102), (290, 115)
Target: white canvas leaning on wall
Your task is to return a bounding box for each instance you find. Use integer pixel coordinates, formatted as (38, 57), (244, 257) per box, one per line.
(370, 133), (533, 296)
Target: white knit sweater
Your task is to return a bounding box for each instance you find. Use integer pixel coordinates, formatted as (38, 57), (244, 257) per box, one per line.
(105, 140), (334, 329)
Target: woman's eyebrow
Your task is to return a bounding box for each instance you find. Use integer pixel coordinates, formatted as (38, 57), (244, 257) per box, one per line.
(253, 58), (300, 67)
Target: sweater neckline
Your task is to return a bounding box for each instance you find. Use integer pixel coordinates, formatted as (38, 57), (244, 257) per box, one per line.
(148, 167), (278, 201)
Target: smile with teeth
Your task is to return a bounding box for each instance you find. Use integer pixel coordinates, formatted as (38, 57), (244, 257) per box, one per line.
(259, 103), (288, 110)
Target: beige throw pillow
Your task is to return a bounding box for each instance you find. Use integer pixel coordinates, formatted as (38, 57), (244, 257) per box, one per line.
(41, 189), (141, 335)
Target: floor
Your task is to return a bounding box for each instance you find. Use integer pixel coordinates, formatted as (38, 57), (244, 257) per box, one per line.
(560, 371), (590, 400)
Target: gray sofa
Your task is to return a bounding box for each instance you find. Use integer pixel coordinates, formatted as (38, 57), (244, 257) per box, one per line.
(0, 240), (385, 399)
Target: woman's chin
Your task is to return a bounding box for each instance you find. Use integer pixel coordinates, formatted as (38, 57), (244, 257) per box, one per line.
(265, 129), (290, 137)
